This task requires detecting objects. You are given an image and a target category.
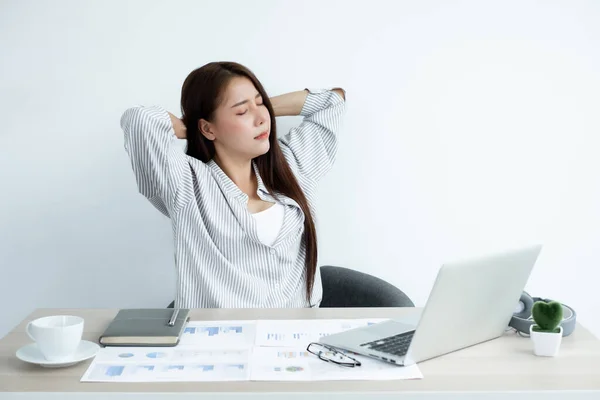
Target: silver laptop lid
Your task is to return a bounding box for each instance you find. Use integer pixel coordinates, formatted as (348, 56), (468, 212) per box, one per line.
(403, 244), (542, 365)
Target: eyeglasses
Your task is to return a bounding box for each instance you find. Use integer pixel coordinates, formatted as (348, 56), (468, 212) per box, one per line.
(306, 342), (361, 367)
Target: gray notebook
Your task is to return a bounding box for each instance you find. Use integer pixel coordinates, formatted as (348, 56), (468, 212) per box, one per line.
(99, 308), (190, 347)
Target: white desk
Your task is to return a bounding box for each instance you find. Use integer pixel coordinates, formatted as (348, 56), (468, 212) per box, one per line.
(1, 307), (599, 399)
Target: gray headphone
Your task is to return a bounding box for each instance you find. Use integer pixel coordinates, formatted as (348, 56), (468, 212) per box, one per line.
(509, 291), (577, 336)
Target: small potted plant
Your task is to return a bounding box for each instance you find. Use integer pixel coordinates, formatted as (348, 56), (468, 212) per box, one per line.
(530, 300), (563, 357)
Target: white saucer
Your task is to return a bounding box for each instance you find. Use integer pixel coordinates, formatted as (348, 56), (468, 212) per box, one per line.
(16, 340), (100, 368)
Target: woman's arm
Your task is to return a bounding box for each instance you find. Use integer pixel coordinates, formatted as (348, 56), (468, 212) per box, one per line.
(271, 89), (345, 117)
(275, 88), (347, 182)
(121, 106), (190, 216)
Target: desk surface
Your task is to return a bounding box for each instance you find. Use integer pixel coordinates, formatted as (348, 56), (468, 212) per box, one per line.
(1, 307), (600, 397)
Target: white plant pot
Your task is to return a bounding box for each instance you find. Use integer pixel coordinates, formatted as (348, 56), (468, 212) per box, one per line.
(530, 324), (563, 357)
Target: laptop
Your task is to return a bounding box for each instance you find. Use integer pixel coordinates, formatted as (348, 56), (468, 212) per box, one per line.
(319, 244), (542, 366)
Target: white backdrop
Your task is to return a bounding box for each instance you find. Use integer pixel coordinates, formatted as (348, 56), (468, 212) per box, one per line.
(1, 0), (599, 339)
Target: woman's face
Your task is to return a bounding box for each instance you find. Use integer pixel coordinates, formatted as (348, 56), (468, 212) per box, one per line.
(200, 76), (271, 161)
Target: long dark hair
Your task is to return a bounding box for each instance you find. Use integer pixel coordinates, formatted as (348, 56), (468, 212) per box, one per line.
(180, 62), (318, 303)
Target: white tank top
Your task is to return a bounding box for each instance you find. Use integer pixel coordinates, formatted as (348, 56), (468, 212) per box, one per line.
(251, 202), (285, 246)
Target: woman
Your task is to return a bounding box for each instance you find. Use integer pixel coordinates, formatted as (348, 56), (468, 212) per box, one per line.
(121, 61), (346, 308)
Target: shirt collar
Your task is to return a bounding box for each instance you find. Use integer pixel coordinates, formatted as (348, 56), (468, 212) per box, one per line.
(206, 159), (269, 201)
(206, 159), (247, 201)
(206, 158), (302, 210)
(252, 161), (269, 195)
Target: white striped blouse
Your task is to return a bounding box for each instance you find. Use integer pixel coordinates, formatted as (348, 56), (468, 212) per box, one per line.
(120, 88), (346, 308)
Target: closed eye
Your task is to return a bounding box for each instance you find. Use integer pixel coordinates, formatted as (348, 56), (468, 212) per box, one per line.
(237, 100), (263, 115)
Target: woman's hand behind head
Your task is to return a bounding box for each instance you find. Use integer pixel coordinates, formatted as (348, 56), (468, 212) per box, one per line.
(168, 112), (187, 139)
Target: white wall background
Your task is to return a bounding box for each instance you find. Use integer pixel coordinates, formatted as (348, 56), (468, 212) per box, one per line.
(1, 0), (599, 339)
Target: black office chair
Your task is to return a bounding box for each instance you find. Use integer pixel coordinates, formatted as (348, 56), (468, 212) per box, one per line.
(167, 265), (414, 308)
(319, 265), (414, 308)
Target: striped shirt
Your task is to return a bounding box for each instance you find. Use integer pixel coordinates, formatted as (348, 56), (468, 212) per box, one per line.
(121, 88), (346, 308)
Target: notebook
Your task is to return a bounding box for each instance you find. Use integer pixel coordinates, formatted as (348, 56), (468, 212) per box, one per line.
(99, 308), (190, 346)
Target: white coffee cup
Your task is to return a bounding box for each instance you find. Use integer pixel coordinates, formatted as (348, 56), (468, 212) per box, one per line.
(26, 315), (84, 361)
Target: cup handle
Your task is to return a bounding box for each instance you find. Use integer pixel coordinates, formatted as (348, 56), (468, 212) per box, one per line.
(26, 322), (36, 342)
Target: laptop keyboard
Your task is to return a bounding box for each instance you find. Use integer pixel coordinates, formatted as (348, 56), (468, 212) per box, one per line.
(360, 330), (415, 357)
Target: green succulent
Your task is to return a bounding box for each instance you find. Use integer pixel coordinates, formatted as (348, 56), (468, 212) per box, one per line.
(531, 300), (563, 333)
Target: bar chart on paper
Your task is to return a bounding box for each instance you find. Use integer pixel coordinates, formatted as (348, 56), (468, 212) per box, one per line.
(255, 319), (389, 347)
(83, 361), (249, 382)
(265, 332), (323, 343)
(184, 326), (243, 337)
(276, 350), (311, 359)
(178, 320), (256, 348)
(80, 346), (252, 382)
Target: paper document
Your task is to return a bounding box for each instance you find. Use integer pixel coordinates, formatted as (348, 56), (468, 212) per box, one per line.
(250, 346), (422, 381)
(81, 318), (423, 383)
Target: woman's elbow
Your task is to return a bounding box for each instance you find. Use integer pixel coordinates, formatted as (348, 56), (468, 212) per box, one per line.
(332, 87), (346, 101)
